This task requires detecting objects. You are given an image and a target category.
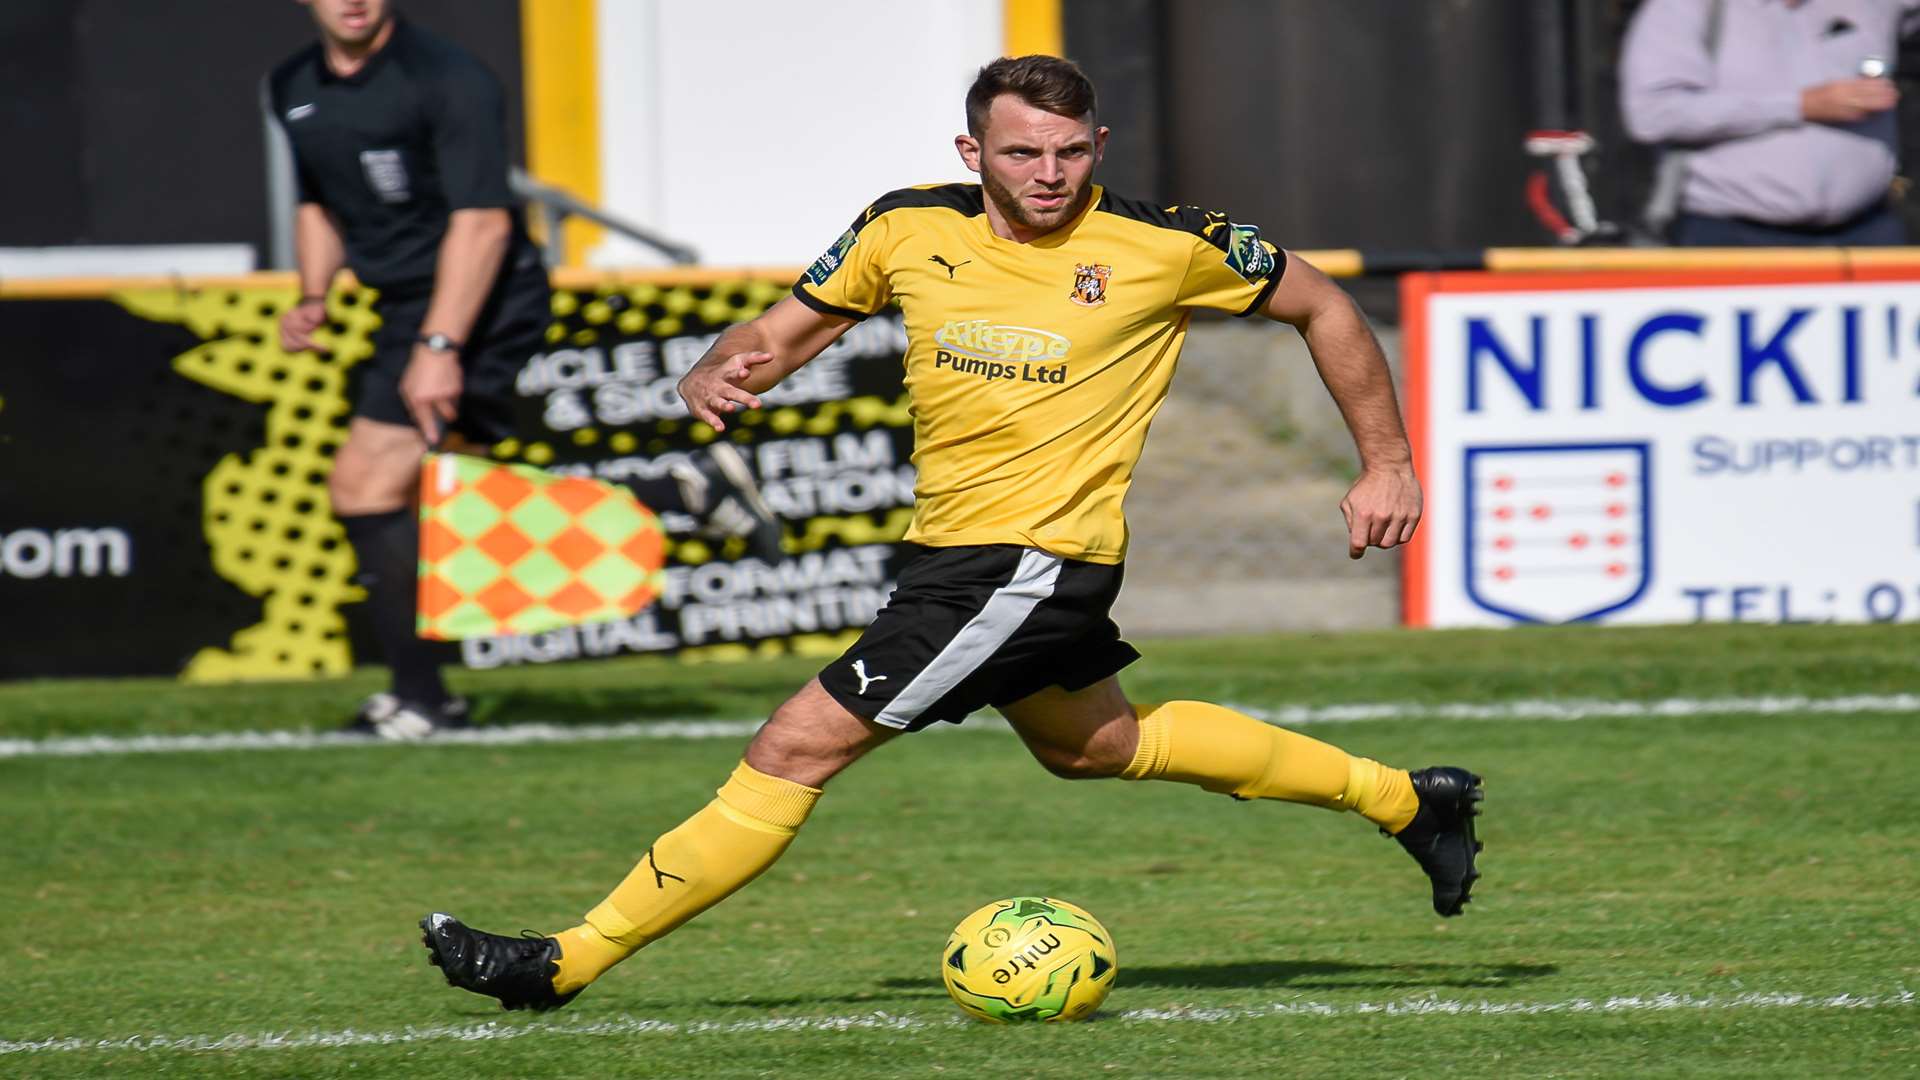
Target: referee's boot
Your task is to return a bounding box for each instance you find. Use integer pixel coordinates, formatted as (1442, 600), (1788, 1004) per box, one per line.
(1388, 766), (1484, 917)
(674, 443), (784, 562)
(343, 693), (471, 741)
(420, 913), (580, 1013)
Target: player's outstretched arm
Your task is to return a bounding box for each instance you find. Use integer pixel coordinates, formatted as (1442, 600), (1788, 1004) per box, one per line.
(677, 295), (858, 432)
(1261, 252), (1421, 559)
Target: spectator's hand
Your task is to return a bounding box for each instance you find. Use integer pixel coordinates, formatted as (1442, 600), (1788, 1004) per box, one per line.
(1801, 78), (1899, 124)
(1340, 464), (1422, 560)
(280, 297), (328, 353)
(678, 351), (773, 432)
(401, 346), (463, 445)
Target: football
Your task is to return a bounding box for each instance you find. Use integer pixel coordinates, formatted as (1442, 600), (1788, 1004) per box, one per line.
(940, 896), (1118, 1023)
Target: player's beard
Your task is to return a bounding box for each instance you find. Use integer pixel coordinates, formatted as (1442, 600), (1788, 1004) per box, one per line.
(981, 168), (1093, 235)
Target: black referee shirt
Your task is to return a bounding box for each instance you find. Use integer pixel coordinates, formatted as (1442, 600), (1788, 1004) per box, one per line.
(266, 19), (541, 292)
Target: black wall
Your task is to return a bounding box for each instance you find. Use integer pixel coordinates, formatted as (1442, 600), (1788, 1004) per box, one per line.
(0, 1), (523, 258)
(1066, 0), (1544, 253)
(13, 2), (1915, 274)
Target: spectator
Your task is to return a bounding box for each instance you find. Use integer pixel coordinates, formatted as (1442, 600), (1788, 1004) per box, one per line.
(1621, 0), (1920, 245)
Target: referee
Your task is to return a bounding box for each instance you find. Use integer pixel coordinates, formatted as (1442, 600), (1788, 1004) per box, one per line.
(269, 0), (779, 738)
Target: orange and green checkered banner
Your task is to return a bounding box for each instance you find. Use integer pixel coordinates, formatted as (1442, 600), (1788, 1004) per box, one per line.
(0, 271), (918, 682)
(415, 453), (666, 641)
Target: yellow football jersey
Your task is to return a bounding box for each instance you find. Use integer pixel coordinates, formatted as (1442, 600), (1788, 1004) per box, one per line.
(793, 183), (1284, 564)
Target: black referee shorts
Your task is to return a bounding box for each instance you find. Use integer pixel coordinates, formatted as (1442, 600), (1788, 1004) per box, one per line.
(818, 544), (1141, 732)
(351, 265), (551, 444)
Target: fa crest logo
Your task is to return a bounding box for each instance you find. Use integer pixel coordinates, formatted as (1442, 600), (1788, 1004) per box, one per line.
(1069, 263), (1111, 307)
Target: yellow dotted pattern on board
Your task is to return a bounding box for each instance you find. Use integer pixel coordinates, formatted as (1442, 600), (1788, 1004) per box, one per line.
(540, 279), (784, 350)
(113, 277), (901, 682)
(113, 285), (382, 683)
(786, 508), (916, 553)
(802, 395), (913, 433)
(512, 280), (796, 452)
(752, 396), (912, 442)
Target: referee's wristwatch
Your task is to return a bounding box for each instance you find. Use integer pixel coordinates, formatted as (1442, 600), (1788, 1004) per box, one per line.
(416, 332), (463, 355)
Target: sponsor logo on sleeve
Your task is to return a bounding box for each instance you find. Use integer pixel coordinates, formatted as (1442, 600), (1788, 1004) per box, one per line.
(805, 228), (859, 286)
(1223, 223), (1275, 283)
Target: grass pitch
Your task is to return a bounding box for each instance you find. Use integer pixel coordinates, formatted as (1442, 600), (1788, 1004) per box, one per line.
(2, 623), (1916, 1078)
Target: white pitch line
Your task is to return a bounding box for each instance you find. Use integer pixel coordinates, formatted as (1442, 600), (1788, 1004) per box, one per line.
(2, 693), (1916, 761)
(1232, 692), (1920, 726)
(1, 989), (1910, 1056)
(0, 720), (767, 760)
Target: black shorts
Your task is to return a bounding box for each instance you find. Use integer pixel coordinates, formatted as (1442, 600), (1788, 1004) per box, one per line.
(351, 264), (551, 444)
(818, 544), (1141, 732)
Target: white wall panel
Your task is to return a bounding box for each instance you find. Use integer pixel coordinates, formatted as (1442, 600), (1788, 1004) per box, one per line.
(594, 0), (1001, 267)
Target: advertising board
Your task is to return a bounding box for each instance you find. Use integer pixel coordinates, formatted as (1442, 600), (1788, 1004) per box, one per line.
(1402, 267), (1920, 627)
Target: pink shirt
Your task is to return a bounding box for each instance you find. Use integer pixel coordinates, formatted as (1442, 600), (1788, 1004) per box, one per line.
(1620, 0), (1920, 225)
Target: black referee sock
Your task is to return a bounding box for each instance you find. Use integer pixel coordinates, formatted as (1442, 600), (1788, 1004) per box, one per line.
(339, 509), (450, 708)
(622, 474), (693, 516)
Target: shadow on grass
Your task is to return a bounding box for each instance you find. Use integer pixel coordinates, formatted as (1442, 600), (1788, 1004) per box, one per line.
(874, 958), (1557, 995)
(1106, 958), (1557, 991)
(470, 688), (767, 726)
(693, 987), (952, 1010)
(436, 986), (951, 1018)
(512, 960), (1559, 1016)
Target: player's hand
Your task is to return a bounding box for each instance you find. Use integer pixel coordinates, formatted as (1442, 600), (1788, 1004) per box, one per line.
(280, 297), (328, 353)
(678, 350), (775, 432)
(401, 346), (463, 446)
(1339, 464), (1421, 560)
(1802, 78), (1898, 124)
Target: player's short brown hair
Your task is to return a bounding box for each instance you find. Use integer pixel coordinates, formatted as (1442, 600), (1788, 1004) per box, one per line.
(965, 55), (1098, 136)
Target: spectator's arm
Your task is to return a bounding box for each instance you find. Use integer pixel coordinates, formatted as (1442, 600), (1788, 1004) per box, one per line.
(1619, 0), (1801, 145)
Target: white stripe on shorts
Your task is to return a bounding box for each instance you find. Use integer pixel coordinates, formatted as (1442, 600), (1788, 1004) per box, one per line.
(871, 549), (1064, 729)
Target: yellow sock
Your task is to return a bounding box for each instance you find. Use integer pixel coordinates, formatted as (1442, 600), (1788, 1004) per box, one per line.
(1121, 700), (1418, 833)
(550, 761), (821, 995)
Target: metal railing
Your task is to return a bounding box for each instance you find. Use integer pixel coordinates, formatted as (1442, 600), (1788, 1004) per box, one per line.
(510, 168), (699, 267)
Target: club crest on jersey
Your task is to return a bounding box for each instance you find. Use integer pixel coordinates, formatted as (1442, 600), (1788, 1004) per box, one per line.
(1069, 263), (1111, 307)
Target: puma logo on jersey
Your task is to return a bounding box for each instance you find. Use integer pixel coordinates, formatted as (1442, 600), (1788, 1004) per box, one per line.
(853, 659), (888, 695)
(929, 254), (972, 279)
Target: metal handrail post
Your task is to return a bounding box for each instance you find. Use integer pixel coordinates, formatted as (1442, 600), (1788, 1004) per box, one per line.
(510, 168), (700, 266)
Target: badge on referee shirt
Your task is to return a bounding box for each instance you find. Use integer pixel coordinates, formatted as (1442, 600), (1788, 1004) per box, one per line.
(359, 149), (412, 204)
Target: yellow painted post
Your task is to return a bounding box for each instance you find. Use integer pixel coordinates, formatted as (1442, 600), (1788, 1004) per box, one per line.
(1004, 0), (1063, 57)
(521, 0), (602, 266)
